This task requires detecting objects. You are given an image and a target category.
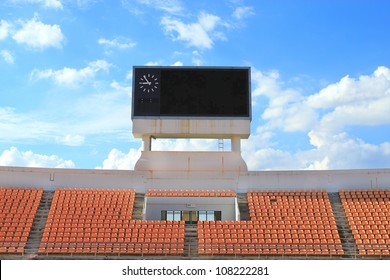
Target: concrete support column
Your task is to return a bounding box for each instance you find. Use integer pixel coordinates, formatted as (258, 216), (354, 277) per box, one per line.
(142, 136), (152, 151)
(231, 137), (241, 152)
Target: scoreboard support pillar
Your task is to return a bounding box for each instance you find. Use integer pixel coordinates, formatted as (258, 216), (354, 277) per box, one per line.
(142, 136), (152, 151)
(231, 137), (241, 152)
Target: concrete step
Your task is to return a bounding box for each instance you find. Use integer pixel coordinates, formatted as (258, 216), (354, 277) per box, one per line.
(24, 190), (55, 257)
(237, 193), (250, 221)
(184, 224), (198, 257)
(132, 193), (145, 220)
(328, 192), (358, 258)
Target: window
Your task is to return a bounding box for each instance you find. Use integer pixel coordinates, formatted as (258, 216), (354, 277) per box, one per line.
(197, 210), (221, 221)
(163, 210), (182, 221)
(206, 210), (215, 221)
(198, 211), (207, 221)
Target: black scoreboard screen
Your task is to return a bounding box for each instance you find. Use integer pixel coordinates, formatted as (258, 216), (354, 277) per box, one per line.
(132, 66), (251, 118)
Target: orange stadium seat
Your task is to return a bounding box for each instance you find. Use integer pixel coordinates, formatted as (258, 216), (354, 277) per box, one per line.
(0, 186), (43, 255)
(339, 188), (390, 257)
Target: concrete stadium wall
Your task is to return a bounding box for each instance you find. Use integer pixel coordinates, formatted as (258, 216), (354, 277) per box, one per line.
(1, 166), (389, 192)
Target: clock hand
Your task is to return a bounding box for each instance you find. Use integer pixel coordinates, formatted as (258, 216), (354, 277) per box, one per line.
(143, 75), (151, 85)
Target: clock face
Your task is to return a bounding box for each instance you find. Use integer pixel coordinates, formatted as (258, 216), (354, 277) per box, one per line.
(138, 73), (159, 93)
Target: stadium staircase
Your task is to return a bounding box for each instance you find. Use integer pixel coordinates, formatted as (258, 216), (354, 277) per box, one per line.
(328, 192), (357, 258)
(131, 193), (145, 220)
(184, 224), (198, 258)
(24, 190), (54, 257)
(237, 193), (250, 221)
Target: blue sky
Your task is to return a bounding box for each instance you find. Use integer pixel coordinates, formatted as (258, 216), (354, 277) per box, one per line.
(0, 0), (390, 170)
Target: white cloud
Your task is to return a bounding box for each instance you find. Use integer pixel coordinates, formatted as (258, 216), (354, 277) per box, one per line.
(72, 0), (97, 8)
(305, 133), (390, 169)
(161, 12), (223, 49)
(242, 132), (390, 171)
(110, 80), (132, 97)
(306, 157), (330, 170)
(145, 0), (183, 14)
(243, 147), (298, 171)
(254, 65), (387, 136)
(30, 59), (112, 86)
(308, 66), (390, 148)
(244, 66), (390, 170)
(123, 0), (184, 15)
(0, 107), (57, 142)
(52, 89), (132, 140)
(0, 146), (75, 168)
(0, 50), (14, 64)
(170, 61), (183, 66)
(232, 6), (255, 20)
(251, 69), (280, 98)
(43, 0), (63, 9)
(307, 66), (390, 109)
(143, 60), (183, 67)
(192, 58), (202, 66)
(98, 37), (136, 49)
(0, 20), (11, 40)
(145, 61), (160, 66)
(0, 84), (131, 146)
(252, 68), (318, 132)
(56, 134), (85, 146)
(10, 0), (63, 9)
(191, 50), (203, 66)
(125, 71), (133, 81)
(97, 148), (141, 170)
(13, 16), (64, 49)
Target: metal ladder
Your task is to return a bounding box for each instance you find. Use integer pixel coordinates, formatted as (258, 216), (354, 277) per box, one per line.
(218, 139), (224, 151)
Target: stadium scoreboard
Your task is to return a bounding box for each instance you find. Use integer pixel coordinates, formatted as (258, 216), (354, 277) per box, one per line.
(132, 66), (251, 119)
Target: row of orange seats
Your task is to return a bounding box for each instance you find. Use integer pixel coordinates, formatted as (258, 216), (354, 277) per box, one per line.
(198, 243), (344, 256)
(39, 242), (184, 255)
(145, 189), (236, 197)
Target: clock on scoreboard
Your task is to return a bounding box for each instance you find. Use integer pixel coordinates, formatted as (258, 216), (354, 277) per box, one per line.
(132, 66), (251, 119)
